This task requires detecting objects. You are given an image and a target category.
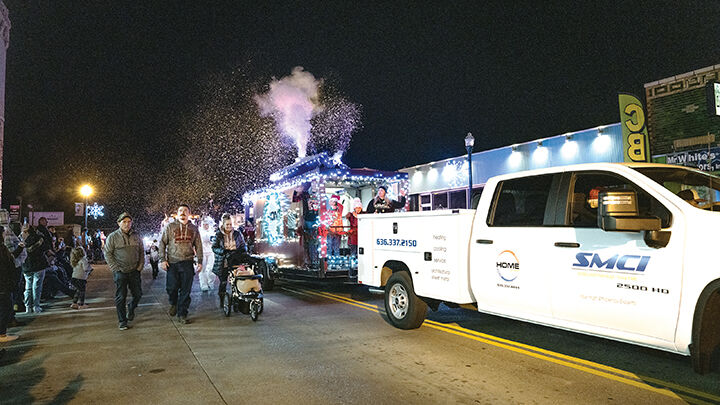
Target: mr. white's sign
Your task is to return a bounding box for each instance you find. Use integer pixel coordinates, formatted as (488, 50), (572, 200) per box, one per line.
(664, 147), (720, 172)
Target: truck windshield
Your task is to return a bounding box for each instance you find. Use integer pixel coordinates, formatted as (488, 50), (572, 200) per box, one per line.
(633, 167), (720, 211)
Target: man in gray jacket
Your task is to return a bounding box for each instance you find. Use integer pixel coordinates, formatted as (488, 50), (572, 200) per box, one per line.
(159, 204), (203, 324)
(104, 212), (144, 330)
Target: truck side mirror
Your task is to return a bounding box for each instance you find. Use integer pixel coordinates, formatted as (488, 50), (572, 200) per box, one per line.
(598, 190), (661, 232)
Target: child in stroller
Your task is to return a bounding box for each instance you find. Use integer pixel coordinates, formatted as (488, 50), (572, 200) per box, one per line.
(222, 250), (264, 321)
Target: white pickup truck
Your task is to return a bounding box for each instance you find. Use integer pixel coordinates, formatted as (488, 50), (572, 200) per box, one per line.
(358, 162), (720, 373)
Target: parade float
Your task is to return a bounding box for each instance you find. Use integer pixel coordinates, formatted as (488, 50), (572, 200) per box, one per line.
(242, 152), (408, 281)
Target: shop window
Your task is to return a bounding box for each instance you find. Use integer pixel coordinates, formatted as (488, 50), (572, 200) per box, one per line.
(449, 190), (467, 209)
(409, 195), (420, 211)
(489, 174), (555, 227)
(432, 192), (448, 210)
(420, 194), (431, 211)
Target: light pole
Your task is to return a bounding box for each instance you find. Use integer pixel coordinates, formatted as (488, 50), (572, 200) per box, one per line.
(464, 132), (475, 208)
(80, 184), (93, 230)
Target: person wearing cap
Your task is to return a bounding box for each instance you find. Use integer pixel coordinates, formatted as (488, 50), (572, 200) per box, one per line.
(104, 212), (144, 330)
(158, 204), (203, 324)
(365, 185), (407, 214)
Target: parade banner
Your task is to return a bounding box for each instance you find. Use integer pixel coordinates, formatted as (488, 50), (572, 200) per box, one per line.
(618, 93), (650, 162)
(75, 202), (84, 216)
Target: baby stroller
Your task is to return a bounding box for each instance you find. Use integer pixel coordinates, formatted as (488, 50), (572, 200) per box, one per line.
(222, 253), (264, 321)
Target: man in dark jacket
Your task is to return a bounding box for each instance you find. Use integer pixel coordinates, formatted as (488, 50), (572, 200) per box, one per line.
(22, 226), (48, 313)
(104, 212), (144, 330)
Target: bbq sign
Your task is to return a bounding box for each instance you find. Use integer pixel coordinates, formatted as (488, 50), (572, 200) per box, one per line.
(619, 93), (650, 163)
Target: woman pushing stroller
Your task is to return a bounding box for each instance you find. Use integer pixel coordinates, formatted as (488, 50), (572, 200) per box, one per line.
(212, 213), (265, 307)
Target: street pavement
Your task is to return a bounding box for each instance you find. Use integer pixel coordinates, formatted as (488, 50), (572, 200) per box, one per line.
(1, 264), (718, 404)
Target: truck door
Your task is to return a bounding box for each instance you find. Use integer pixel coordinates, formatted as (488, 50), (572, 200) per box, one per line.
(470, 173), (564, 320)
(549, 171), (683, 342)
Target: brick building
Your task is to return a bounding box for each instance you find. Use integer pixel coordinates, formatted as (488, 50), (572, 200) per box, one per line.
(645, 64), (720, 172)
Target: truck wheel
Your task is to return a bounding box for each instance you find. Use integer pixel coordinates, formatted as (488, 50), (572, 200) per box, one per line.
(692, 283), (720, 374)
(384, 271), (427, 329)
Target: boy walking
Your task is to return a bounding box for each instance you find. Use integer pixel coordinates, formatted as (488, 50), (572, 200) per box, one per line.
(159, 205), (203, 324)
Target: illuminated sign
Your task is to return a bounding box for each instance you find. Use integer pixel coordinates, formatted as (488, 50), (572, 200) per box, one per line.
(618, 93), (650, 162)
(711, 82), (720, 117)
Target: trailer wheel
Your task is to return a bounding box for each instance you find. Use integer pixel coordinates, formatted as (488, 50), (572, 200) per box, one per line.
(384, 271), (427, 329)
(259, 261), (275, 291)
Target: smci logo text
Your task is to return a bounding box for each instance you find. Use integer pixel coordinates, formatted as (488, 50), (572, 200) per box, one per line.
(573, 252), (650, 272)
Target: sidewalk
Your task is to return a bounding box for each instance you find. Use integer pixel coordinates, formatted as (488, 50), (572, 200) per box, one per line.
(0, 264), (225, 404)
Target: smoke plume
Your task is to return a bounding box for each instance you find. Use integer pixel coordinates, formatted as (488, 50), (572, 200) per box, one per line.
(254, 66), (323, 158)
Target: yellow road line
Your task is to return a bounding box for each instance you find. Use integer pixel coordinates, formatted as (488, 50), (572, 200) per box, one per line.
(422, 319), (720, 403)
(288, 286), (718, 404)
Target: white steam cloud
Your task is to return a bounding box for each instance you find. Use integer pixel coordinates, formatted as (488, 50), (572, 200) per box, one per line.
(254, 67), (323, 158)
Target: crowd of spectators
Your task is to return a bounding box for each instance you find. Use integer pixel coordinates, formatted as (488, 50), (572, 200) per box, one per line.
(0, 213), (99, 347)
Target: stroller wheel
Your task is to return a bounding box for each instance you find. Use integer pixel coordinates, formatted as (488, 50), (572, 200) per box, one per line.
(222, 286), (232, 317)
(250, 300), (260, 321)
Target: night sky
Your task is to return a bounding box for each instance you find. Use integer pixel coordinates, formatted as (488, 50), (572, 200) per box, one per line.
(3, 1), (720, 226)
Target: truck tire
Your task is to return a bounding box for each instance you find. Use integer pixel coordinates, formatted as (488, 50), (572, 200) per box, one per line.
(692, 281), (720, 374)
(384, 271), (427, 329)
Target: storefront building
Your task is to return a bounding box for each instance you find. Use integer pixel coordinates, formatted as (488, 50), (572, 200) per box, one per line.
(401, 123), (624, 211)
(645, 64), (720, 173)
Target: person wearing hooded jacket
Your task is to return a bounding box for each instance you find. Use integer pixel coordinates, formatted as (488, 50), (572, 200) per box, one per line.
(159, 205), (203, 324)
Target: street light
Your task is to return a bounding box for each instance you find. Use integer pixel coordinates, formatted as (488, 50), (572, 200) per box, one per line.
(80, 184), (93, 230)
(464, 132), (475, 208)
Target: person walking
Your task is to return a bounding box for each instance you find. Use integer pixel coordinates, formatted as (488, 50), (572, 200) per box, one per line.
(159, 205), (203, 324)
(69, 246), (93, 309)
(198, 218), (216, 292)
(212, 213), (247, 307)
(104, 212), (144, 330)
(147, 240), (160, 280)
(21, 226), (47, 314)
